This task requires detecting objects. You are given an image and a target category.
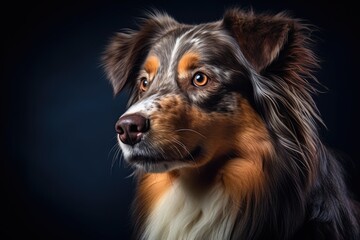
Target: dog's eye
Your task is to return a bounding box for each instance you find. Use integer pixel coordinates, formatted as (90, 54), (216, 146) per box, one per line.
(192, 72), (208, 87)
(140, 77), (149, 92)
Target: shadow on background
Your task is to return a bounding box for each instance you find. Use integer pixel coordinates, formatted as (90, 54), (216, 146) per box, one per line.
(2, 1), (359, 239)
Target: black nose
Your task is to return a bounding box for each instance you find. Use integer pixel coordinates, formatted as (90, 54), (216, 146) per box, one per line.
(115, 114), (150, 146)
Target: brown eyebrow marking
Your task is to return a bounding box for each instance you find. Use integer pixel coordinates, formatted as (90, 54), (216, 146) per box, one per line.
(144, 55), (160, 79)
(178, 52), (200, 78)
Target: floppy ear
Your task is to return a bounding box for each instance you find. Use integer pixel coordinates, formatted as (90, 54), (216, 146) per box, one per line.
(102, 13), (179, 94)
(222, 8), (312, 73)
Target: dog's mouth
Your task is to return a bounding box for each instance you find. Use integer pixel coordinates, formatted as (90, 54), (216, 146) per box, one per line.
(129, 145), (202, 163)
(127, 145), (203, 169)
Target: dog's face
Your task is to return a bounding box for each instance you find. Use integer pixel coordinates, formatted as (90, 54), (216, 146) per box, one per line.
(113, 23), (259, 173)
(103, 10), (315, 173)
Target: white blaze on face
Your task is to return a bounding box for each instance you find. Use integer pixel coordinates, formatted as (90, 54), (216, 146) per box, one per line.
(167, 29), (194, 80)
(121, 94), (160, 118)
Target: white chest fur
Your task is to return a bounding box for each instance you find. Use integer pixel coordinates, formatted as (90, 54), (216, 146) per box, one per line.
(141, 181), (238, 240)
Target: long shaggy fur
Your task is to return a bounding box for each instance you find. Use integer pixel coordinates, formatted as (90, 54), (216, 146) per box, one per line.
(103, 8), (359, 240)
(224, 9), (359, 239)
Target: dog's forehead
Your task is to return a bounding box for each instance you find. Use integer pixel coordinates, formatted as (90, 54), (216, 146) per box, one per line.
(136, 22), (249, 102)
(148, 23), (230, 67)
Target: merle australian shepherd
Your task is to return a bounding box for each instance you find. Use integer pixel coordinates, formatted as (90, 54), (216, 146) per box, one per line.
(102, 8), (359, 240)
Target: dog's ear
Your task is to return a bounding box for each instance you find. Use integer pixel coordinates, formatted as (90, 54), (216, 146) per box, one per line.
(102, 13), (179, 94)
(223, 9), (322, 172)
(222, 9), (310, 73)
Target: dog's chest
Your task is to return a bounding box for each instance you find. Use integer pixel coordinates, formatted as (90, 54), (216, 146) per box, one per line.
(141, 181), (238, 240)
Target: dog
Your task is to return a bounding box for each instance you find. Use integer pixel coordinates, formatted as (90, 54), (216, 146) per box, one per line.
(102, 8), (359, 240)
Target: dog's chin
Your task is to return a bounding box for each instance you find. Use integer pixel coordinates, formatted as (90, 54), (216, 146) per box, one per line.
(122, 144), (203, 173)
(133, 161), (189, 173)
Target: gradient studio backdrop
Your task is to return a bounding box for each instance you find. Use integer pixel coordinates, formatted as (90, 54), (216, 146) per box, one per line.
(2, 1), (359, 239)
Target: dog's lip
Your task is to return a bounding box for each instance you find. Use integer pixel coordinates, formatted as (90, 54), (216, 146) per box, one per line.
(128, 145), (203, 163)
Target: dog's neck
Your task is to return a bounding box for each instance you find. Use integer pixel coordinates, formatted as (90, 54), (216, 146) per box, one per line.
(136, 151), (266, 240)
(141, 166), (239, 240)
(172, 152), (234, 194)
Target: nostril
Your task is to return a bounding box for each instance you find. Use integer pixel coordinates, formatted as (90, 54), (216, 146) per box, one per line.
(144, 118), (150, 132)
(129, 124), (139, 133)
(115, 121), (125, 135)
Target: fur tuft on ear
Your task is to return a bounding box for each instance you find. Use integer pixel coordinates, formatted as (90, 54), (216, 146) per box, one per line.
(102, 12), (179, 95)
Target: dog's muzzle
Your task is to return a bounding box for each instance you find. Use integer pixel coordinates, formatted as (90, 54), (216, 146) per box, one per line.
(115, 114), (150, 146)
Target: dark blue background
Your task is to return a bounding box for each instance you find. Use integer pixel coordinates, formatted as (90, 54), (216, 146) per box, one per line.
(2, 1), (359, 239)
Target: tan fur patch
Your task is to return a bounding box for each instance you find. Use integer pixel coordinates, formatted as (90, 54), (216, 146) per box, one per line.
(220, 99), (273, 204)
(144, 55), (160, 79)
(220, 158), (264, 206)
(136, 172), (178, 220)
(177, 52), (200, 78)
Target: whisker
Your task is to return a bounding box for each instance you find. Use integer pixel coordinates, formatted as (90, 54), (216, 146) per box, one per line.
(170, 142), (184, 159)
(108, 140), (120, 159)
(170, 137), (195, 163)
(109, 143), (121, 174)
(125, 168), (137, 179)
(175, 129), (206, 139)
(149, 139), (167, 160)
(154, 136), (184, 159)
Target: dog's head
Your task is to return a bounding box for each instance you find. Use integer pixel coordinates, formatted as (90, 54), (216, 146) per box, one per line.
(103, 9), (320, 173)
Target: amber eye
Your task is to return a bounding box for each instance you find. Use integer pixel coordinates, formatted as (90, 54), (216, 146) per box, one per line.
(192, 72), (208, 87)
(140, 77), (149, 92)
